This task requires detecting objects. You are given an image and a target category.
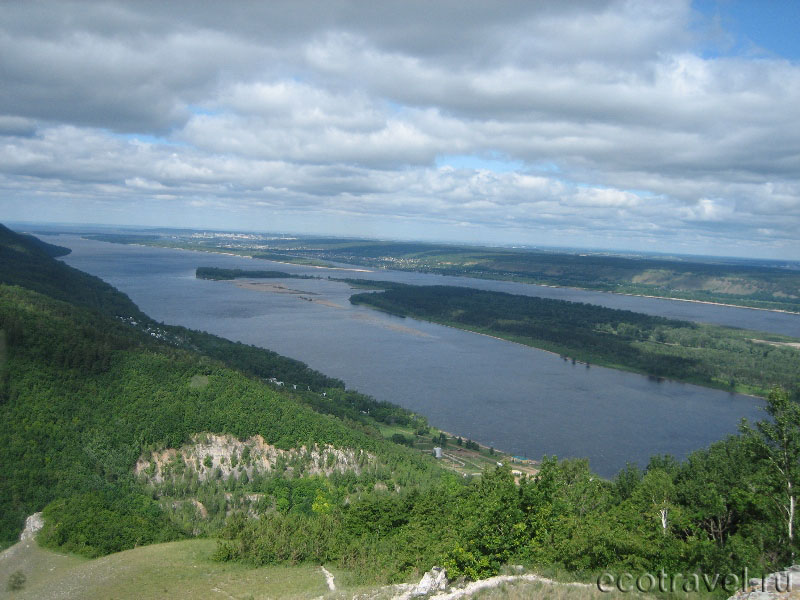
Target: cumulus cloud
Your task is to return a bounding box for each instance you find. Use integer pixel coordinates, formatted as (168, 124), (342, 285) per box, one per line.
(0, 0), (798, 258)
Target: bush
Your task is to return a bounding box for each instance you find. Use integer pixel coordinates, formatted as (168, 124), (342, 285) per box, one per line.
(390, 433), (411, 446)
(38, 488), (185, 558)
(6, 570), (25, 591)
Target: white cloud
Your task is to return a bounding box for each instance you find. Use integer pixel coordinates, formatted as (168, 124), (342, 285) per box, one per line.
(0, 0), (798, 258)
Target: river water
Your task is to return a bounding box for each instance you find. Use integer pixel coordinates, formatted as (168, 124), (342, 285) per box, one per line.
(47, 234), (793, 477)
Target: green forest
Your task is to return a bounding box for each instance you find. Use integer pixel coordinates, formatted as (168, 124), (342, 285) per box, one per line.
(196, 267), (294, 280)
(0, 225), (432, 550)
(3, 223), (800, 594)
(196, 267), (318, 280)
(350, 284), (800, 397)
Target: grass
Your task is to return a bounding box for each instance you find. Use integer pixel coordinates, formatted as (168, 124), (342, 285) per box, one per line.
(0, 539), (339, 600)
(1, 537), (710, 600)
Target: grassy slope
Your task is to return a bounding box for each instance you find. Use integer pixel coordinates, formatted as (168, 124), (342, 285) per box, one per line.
(0, 540), (654, 600)
(0, 539), (337, 600)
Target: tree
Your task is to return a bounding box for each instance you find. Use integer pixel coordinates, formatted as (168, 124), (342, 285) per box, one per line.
(632, 469), (678, 536)
(675, 436), (754, 547)
(740, 387), (800, 557)
(613, 462), (643, 502)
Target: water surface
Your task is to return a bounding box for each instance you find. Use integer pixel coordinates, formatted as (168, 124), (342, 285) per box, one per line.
(48, 235), (781, 477)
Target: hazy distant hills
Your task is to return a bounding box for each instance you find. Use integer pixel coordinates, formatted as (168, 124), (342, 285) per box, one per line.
(84, 230), (800, 312)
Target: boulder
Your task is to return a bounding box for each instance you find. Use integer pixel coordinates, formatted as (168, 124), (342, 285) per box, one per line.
(412, 566), (448, 597)
(19, 512), (43, 542)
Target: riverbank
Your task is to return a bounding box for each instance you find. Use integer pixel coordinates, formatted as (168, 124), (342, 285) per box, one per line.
(380, 314), (764, 400)
(439, 272), (800, 315)
(351, 286), (800, 399)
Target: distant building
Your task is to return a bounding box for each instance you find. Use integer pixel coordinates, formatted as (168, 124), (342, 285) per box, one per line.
(433, 447), (443, 459)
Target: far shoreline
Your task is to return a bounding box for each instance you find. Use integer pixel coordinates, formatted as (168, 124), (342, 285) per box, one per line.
(78, 236), (799, 315)
(447, 273), (800, 316)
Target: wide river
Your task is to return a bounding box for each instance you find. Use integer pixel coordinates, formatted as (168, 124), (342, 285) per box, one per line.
(48, 234), (800, 477)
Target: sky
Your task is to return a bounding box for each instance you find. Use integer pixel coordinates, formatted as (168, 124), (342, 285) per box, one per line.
(1, 1), (799, 259)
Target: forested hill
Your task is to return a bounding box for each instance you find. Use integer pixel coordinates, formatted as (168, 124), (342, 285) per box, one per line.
(19, 232), (71, 257)
(0, 225), (343, 391)
(0, 224), (143, 318)
(0, 226), (435, 552)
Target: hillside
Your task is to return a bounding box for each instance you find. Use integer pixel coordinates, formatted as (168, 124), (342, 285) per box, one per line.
(0, 538), (340, 600)
(0, 537), (646, 600)
(0, 225), (144, 318)
(0, 225), (439, 554)
(3, 224), (800, 593)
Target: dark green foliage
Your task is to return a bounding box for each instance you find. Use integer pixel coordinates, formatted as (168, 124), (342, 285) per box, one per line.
(0, 225), (144, 318)
(740, 387), (800, 558)
(331, 278), (411, 291)
(196, 267), (295, 280)
(217, 412), (796, 584)
(216, 476), (466, 582)
(38, 488), (184, 558)
(0, 283), (439, 548)
(160, 324), (344, 391)
(291, 386), (426, 429)
(613, 462), (644, 501)
(6, 570), (25, 591)
(351, 284), (800, 395)
(19, 233), (71, 257)
(83, 233), (161, 245)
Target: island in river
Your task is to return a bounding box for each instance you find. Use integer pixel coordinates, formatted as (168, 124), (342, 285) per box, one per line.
(85, 231), (800, 313)
(348, 281), (800, 398)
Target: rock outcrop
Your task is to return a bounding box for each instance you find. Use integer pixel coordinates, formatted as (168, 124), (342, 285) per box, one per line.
(135, 433), (373, 485)
(412, 567), (448, 597)
(19, 512), (43, 541)
(728, 565), (800, 599)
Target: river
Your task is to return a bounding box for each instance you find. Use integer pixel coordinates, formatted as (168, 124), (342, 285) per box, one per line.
(46, 234), (789, 477)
